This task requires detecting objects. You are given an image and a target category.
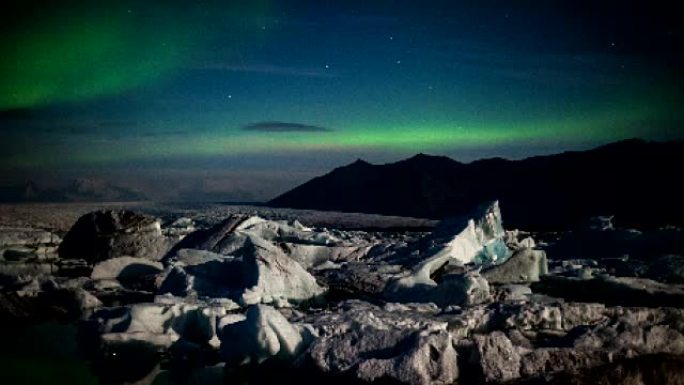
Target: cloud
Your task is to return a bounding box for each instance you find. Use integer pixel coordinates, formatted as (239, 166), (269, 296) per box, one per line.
(242, 121), (332, 133)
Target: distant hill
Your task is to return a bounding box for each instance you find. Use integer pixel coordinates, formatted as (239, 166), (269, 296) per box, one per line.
(269, 139), (684, 230)
(0, 177), (147, 203)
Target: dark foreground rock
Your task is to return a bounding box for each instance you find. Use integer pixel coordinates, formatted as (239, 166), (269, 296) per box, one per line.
(531, 275), (684, 307)
(58, 210), (170, 263)
(511, 354), (684, 385)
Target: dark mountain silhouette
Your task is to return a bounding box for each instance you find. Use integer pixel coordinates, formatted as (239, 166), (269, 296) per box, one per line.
(0, 178), (147, 203)
(60, 177), (147, 202)
(269, 139), (684, 230)
(0, 180), (57, 202)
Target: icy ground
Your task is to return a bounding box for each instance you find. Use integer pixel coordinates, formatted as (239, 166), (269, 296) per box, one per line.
(1, 202), (684, 385)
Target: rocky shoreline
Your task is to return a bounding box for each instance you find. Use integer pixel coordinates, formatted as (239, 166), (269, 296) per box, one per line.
(1, 202), (683, 384)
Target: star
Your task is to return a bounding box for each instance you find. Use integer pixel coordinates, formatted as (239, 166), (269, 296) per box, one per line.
(389, 36), (394, 41)
(325, 64), (330, 69)
(396, 60), (401, 64)
(610, 42), (616, 47)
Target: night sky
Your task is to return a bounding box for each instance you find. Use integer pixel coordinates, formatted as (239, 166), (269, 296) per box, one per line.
(1, 0), (682, 201)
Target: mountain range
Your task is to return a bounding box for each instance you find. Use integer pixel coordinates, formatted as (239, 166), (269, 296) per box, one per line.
(269, 139), (684, 230)
(0, 177), (147, 203)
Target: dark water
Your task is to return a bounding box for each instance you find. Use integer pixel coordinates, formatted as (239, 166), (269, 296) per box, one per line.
(3, 322), (684, 385)
(0, 322), (97, 385)
(0, 322), (320, 385)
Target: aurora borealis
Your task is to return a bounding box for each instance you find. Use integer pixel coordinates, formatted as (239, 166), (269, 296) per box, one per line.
(1, 0), (682, 201)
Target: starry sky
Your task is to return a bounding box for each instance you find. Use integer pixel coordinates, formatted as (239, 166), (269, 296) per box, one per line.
(1, 0), (682, 201)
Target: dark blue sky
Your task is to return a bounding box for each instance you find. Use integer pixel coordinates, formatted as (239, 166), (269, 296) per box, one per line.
(1, 0), (682, 200)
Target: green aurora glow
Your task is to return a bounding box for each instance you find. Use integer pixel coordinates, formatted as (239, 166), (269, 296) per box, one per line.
(0, 0), (681, 200)
(0, 1), (271, 110)
(0, 5), (192, 109)
(4, 92), (675, 168)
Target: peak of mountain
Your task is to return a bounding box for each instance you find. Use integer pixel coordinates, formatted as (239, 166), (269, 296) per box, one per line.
(347, 158), (373, 168)
(340, 153), (463, 171)
(269, 139), (684, 230)
(396, 153), (461, 167)
(328, 159), (374, 178)
(406, 153), (450, 162)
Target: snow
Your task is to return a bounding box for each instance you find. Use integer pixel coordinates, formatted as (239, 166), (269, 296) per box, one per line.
(220, 304), (316, 364)
(384, 202), (505, 306)
(91, 256), (163, 280)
